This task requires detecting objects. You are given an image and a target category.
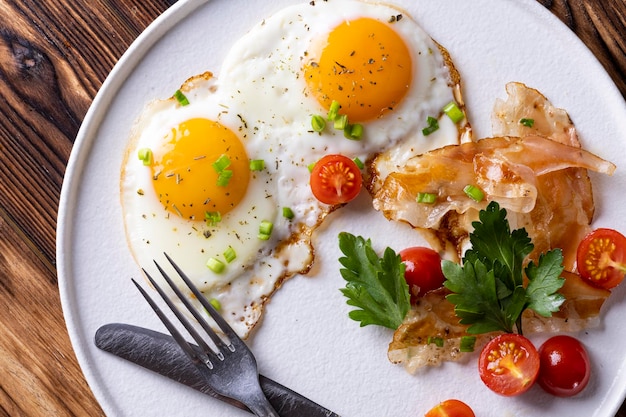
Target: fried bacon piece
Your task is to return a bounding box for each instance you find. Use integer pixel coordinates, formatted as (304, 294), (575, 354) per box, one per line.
(383, 83), (616, 372)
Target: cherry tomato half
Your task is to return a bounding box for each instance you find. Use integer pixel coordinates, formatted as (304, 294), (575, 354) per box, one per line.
(576, 228), (626, 290)
(538, 335), (591, 397)
(478, 333), (540, 396)
(399, 247), (445, 300)
(310, 154), (362, 205)
(425, 399), (475, 417)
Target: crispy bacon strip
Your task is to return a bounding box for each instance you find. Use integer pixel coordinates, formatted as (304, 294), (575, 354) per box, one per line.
(373, 135), (614, 231)
(384, 83), (616, 372)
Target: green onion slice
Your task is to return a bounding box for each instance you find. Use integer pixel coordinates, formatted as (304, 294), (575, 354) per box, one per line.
(308, 161), (317, 173)
(205, 211), (222, 226)
(216, 170), (233, 187)
(282, 207), (295, 220)
(422, 116), (439, 136)
(327, 100), (340, 121)
(137, 148), (153, 166)
(174, 89), (190, 106)
(334, 114), (349, 130)
(212, 154), (231, 173)
(137, 148), (152, 166)
(519, 118), (535, 127)
(258, 220), (274, 240)
(460, 336), (477, 352)
(463, 184), (485, 202)
(427, 336), (444, 348)
(223, 246), (237, 263)
(206, 257), (225, 274)
(209, 298), (222, 311)
(344, 123), (364, 140)
(416, 192), (437, 204)
(443, 101), (464, 123)
(249, 159), (265, 171)
(311, 115), (326, 132)
(353, 157), (364, 170)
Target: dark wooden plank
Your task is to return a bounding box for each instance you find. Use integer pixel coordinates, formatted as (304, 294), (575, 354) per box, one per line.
(0, 215), (105, 416)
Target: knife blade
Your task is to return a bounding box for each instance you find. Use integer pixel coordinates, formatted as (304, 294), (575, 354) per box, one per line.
(95, 323), (340, 417)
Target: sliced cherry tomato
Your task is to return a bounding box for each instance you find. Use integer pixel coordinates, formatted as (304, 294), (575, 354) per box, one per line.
(538, 335), (591, 397)
(576, 228), (626, 290)
(399, 247), (445, 300)
(310, 154), (362, 205)
(478, 333), (540, 396)
(425, 399), (475, 417)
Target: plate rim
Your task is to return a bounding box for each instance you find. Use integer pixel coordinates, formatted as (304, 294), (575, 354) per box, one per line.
(56, 0), (626, 415)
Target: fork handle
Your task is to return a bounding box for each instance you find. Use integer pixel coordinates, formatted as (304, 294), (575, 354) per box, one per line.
(245, 390), (281, 417)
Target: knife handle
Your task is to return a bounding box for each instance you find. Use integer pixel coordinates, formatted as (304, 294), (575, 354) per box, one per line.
(95, 323), (340, 417)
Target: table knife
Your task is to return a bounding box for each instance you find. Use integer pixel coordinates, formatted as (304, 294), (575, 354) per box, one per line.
(95, 323), (340, 417)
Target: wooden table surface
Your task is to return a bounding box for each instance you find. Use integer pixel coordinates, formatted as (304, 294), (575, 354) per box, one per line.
(0, 0), (624, 416)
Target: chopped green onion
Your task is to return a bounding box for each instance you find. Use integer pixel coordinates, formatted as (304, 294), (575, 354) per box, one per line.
(174, 89), (190, 106)
(216, 169), (233, 187)
(205, 211), (222, 226)
(344, 123), (364, 140)
(460, 336), (477, 352)
(520, 118), (535, 127)
(223, 246), (237, 263)
(137, 148), (153, 166)
(327, 100), (341, 121)
(282, 207), (295, 220)
(308, 161), (317, 173)
(258, 220), (274, 240)
(443, 101), (464, 123)
(206, 257), (225, 274)
(334, 114), (349, 130)
(422, 116), (439, 136)
(212, 154), (231, 173)
(463, 184), (485, 202)
(416, 192), (437, 204)
(209, 298), (221, 311)
(311, 115), (326, 132)
(249, 159), (265, 171)
(353, 157), (364, 170)
(427, 336), (444, 348)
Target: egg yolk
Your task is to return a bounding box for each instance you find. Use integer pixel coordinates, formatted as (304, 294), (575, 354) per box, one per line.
(303, 17), (412, 122)
(151, 118), (250, 220)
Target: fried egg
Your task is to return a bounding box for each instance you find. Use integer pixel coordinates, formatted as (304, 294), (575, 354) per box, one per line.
(121, 73), (315, 338)
(121, 0), (466, 338)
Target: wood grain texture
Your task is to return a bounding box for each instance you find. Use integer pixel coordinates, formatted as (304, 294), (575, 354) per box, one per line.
(0, 0), (624, 416)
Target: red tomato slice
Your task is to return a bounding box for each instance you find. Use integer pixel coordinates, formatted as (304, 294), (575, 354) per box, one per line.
(310, 154), (362, 205)
(538, 335), (591, 397)
(478, 333), (539, 396)
(399, 247), (445, 300)
(425, 399), (475, 417)
(576, 228), (626, 290)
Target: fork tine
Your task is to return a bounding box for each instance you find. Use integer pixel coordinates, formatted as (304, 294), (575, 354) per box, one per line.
(152, 260), (229, 353)
(163, 252), (240, 344)
(140, 268), (219, 363)
(131, 278), (207, 367)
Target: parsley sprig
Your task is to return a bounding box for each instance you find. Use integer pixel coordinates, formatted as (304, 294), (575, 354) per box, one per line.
(338, 232), (410, 329)
(443, 201), (565, 335)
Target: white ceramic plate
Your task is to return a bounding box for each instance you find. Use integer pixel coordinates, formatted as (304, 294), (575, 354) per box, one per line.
(57, 0), (626, 416)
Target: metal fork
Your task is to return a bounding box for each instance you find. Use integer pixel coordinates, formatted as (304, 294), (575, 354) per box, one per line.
(132, 253), (280, 417)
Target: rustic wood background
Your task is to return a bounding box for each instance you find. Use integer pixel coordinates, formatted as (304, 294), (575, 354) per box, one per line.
(0, 0), (624, 415)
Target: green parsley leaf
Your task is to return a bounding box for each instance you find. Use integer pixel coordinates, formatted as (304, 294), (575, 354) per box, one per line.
(525, 249), (566, 316)
(463, 202), (533, 290)
(444, 201), (565, 335)
(338, 232), (410, 329)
